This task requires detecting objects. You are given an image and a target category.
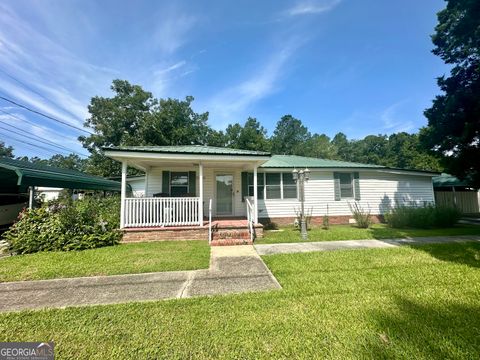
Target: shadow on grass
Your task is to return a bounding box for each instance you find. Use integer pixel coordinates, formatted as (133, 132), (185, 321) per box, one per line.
(361, 295), (480, 359)
(405, 242), (480, 269)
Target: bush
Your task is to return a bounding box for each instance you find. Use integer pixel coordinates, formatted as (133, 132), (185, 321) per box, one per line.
(349, 202), (372, 229)
(384, 204), (461, 229)
(3, 196), (121, 254)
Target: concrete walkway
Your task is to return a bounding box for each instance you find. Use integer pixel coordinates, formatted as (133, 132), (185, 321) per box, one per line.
(255, 235), (480, 255)
(0, 245), (281, 312)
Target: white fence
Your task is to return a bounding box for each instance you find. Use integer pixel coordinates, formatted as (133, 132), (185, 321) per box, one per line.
(124, 197), (201, 227)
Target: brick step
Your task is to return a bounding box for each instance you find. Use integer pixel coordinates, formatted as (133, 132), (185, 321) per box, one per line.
(212, 229), (251, 240)
(210, 238), (253, 246)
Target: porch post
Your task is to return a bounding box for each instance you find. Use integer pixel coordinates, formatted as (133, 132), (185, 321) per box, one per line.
(199, 163), (204, 226)
(28, 186), (34, 209)
(144, 167), (150, 197)
(120, 161), (127, 229)
(253, 165), (258, 224)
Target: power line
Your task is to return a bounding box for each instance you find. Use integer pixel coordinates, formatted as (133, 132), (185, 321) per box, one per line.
(0, 108), (71, 139)
(0, 133), (74, 156)
(0, 94), (93, 134)
(0, 67), (61, 109)
(0, 122), (88, 157)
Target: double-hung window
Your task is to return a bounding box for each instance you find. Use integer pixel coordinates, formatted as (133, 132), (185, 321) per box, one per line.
(282, 173), (297, 199)
(170, 172), (189, 197)
(265, 173), (281, 199)
(246, 172), (298, 200)
(338, 172), (354, 198)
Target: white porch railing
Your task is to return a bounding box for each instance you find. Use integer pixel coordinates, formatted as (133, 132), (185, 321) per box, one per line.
(124, 197), (200, 227)
(245, 197), (254, 242)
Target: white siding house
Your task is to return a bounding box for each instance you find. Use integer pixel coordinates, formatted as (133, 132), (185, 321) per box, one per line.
(104, 146), (437, 229)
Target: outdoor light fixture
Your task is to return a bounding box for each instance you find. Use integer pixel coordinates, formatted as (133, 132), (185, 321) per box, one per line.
(293, 167), (309, 240)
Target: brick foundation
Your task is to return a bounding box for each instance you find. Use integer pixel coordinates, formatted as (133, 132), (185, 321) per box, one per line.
(260, 215), (384, 228)
(122, 223), (264, 244)
(122, 227), (208, 243)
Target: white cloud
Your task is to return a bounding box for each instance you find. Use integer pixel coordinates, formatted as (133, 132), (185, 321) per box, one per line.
(284, 0), (341, 17)
(205, 44), (296, 127)
(381, 101), (414, 133)
(153, 14), (197, 55)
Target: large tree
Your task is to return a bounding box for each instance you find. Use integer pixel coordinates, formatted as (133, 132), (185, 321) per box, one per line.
(79, 80), (212, 176)
(224, 117), (270, 152)
(421, 0), (480, 186)
(0, 141), (14, 158)
(270, 115), (311, 155)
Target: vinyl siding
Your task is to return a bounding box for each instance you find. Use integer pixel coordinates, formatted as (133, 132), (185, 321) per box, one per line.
(258, 170), (435, 218)
(145, 168), (434, 219)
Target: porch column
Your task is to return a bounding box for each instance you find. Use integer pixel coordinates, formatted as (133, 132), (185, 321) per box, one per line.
(198, 163), (204, 226)
(144, 166), (150, 197)
(28, 186), (34, 209)
(120, 161), (127, 229)
(253, 165), (258, 224)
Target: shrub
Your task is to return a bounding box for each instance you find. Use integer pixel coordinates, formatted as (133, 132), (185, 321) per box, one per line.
(384, 204), (461, 229)
(294, 207), (313, 230)
(3, 196), (121, 254)
(349, 202), (372, 229)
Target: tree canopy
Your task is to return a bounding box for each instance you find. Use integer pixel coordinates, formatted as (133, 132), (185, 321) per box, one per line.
(421, 0), (480, 186)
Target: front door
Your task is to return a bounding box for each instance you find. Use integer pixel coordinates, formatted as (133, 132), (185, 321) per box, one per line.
(216, 174), (233, 216)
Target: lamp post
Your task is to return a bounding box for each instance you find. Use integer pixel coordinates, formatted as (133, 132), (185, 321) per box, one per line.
(293, 168), (310, 240)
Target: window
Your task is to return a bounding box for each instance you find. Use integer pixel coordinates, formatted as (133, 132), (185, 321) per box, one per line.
(338, 172), (354, 198)
(266, 173), (281, 199)
(170, 172), (189, 197)
(282, 173), (297, 199)
(246, 172), (299, 200)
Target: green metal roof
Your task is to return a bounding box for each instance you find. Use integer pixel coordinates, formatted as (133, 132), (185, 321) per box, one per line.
(261, 155), (386, 169)
(104, 145), (271, 156)
(433, 173), (473, 188)
(0, 157), (123, 192)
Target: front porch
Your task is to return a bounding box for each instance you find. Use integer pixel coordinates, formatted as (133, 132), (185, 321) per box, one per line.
(104, 145), (271, 244)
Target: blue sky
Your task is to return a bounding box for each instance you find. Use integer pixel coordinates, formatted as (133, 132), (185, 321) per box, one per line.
(0, 0), (447, 158)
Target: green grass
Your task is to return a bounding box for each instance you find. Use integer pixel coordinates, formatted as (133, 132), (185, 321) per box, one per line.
(257, 223), (480, 244)
(0, 241), (210, 282)
(1, 242), (479, 359)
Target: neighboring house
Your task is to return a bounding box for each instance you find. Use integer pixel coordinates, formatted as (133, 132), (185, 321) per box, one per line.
(433, 173), (479, 214)
(125, 176), (146, 197)
(104, 145), (437, 244)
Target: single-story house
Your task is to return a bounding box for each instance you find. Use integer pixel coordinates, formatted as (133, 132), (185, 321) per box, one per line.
(104, 145), (437, 245)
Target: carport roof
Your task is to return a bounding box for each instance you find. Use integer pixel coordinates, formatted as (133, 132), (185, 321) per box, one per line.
(0, 157), (123, 192)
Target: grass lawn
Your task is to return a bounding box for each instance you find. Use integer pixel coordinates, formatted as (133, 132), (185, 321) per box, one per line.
(1, 242), (479, 359)
(0, 241), (210, 282)
(257, 223), (480, 244)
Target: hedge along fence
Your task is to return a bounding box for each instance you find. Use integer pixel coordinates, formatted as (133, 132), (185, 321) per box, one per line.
(3, 196), (121, 254)
(384, 204), (461, 229)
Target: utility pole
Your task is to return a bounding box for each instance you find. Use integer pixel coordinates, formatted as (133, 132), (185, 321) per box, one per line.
(292, 168), (310, 240)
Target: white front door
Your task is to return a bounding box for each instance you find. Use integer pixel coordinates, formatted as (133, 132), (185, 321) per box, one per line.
(215, 174), (234, 216)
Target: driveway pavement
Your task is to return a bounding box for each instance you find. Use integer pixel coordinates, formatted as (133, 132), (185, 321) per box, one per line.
(255, 235), (480, 255)
(0, 245), (281, 312)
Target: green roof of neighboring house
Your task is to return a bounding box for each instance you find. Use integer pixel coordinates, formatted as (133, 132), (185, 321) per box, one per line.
(104, 145), (271, 156)
(0, 157), (123, 192)
(432, 173), (473, 188)
(261, 155), (386, 169)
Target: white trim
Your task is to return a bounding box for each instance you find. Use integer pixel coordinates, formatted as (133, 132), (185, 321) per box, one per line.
(199, 163), (204, 226)
(120, 161), (127, 228)
(260, 167), (437, 177)
(104, 150), (270, 163)
(253, 166), (258, 224)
